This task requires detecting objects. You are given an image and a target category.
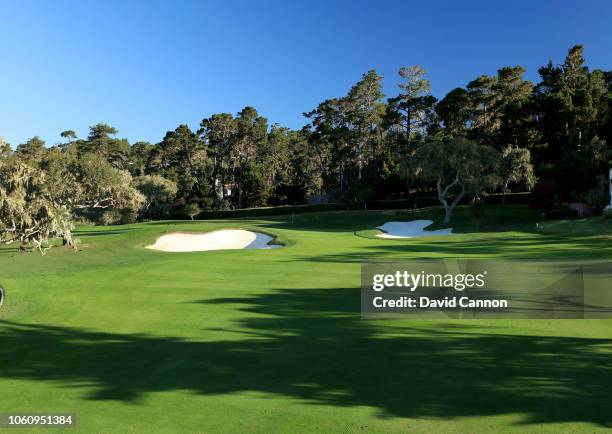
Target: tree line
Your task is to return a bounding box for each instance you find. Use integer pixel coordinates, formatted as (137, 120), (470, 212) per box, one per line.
(1, 45), (610, 252)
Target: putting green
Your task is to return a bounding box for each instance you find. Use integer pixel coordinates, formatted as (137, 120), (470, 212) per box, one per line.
(0, 206), (611, 433)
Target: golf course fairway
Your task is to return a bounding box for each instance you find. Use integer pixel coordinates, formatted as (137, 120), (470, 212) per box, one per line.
(1, 206), (611, 433)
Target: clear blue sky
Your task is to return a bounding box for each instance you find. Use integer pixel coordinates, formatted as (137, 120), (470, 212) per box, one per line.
(1, 0), (611, 147)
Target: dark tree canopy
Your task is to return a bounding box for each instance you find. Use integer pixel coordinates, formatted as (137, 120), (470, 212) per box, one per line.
(1, 44), (610, 253)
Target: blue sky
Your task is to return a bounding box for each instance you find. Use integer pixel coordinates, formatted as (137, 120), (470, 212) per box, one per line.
(1, 0), (611, 146)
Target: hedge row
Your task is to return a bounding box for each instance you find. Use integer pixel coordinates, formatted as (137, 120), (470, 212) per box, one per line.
(187, 192), (532, 220)
(484, 192), (532, 205)
(366, 197), (439, 210)
(366, 192), (532, 210)
(194, 203), (347, 219)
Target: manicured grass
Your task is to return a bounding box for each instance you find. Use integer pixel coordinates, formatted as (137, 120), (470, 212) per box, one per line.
(1, 205), (611, 433)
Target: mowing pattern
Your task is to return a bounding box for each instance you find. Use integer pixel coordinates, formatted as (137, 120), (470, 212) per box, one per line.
(0, 206), (611, 433)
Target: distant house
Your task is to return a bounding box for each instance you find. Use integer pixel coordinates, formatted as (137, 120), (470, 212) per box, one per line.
(214, 179), (234, 198)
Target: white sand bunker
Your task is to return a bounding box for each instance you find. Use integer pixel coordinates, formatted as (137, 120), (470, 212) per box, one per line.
(147, 229), (282, 252)
(376, 220), (453, 239)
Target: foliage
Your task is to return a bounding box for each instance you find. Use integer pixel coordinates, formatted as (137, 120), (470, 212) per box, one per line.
(386, 65), (437, 151)
(149, 124), (212, 209)
(0, 159), (74, 253)
(43, 152), (145, 212)
(406, 136), (502, 222)
(585, 174), (611, 207)
(2, 208), (612, 432)
(133, 175), (178, 217)
(2, 44), (610, 249)
(98, 209), (123, 226)
(499, 146), (536, 205)
(76, 123), (130, 168)
(0, 151), (144, 253)
(182, 203), (201, 220)
(545, 205), (578, 220)
(16, 136), (46, 161)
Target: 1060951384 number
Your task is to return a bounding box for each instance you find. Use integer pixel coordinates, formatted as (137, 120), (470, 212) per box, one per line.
(1, 414), (76, 427)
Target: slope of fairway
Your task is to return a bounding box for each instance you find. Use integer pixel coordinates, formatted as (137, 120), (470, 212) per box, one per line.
(0, 206), (611, 433)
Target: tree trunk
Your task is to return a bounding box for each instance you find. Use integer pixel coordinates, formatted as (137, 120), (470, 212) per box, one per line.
(502, 179), (509, 207)
(438, 177), (465, 224)
(443, 206), (453, 224)
(443, 187), (466, 223)
(237, 167), (243, 209)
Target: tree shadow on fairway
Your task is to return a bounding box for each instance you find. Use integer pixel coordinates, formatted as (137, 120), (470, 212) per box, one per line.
(289, 233), (612, 263)
(257, 206), (543, 235)
(72, 228), (139, 237)
(0, 287), (611, 428)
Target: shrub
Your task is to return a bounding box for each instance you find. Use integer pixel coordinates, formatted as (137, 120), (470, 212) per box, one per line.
(357, 187), (375, 206)
(183, 203), (201, 220)
(545, 205), (577, 220)
(98, 209), (122, 226)
(585, 175), (610, 208)
(119, 208), (138, 224)
(191, 203), (346, 220)
(471, 200), (486, 220)
(530, 181), (559, 210)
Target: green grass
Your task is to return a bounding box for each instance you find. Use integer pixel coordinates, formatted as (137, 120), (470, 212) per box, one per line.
(1, 205), (611, 433)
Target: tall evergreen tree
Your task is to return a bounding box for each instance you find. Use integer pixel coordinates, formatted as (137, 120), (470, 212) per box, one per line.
(149, 125), (211, 209)
(16, 136), (46, 162)
(386, 65), (437, 152)
(78, 123), (130, 168)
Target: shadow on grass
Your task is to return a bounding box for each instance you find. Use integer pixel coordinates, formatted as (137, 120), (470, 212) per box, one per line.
(121, 207), (551, 238)
(259, 206), (547, 237)
(1, 286), (611, 427)
(73, 228), (139, 237)
(304, 232), (612, 263)
(146, 219), (274, 226)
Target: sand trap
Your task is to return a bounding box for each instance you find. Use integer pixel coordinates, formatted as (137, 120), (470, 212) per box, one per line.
(146, 229), (282, 252)
(376, 220), (453, 239)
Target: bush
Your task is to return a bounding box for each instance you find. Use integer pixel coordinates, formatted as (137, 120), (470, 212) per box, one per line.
(119, 208), (138, 224)
(530, 182), (559, 210)
(72, 215), (95, 226)
(98, 209), (122, 226)
(545, 205), (577, 220)
(183, 203), (201, 220)
(191, 203), (346, 220)
(366, 197), (440, 210)
(585, 175), (610, 208)
(357, 187), (375, 205)
(485, 192), (532, 205)
(471, 200), (486, 220)
(364, 193), (532, 211)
